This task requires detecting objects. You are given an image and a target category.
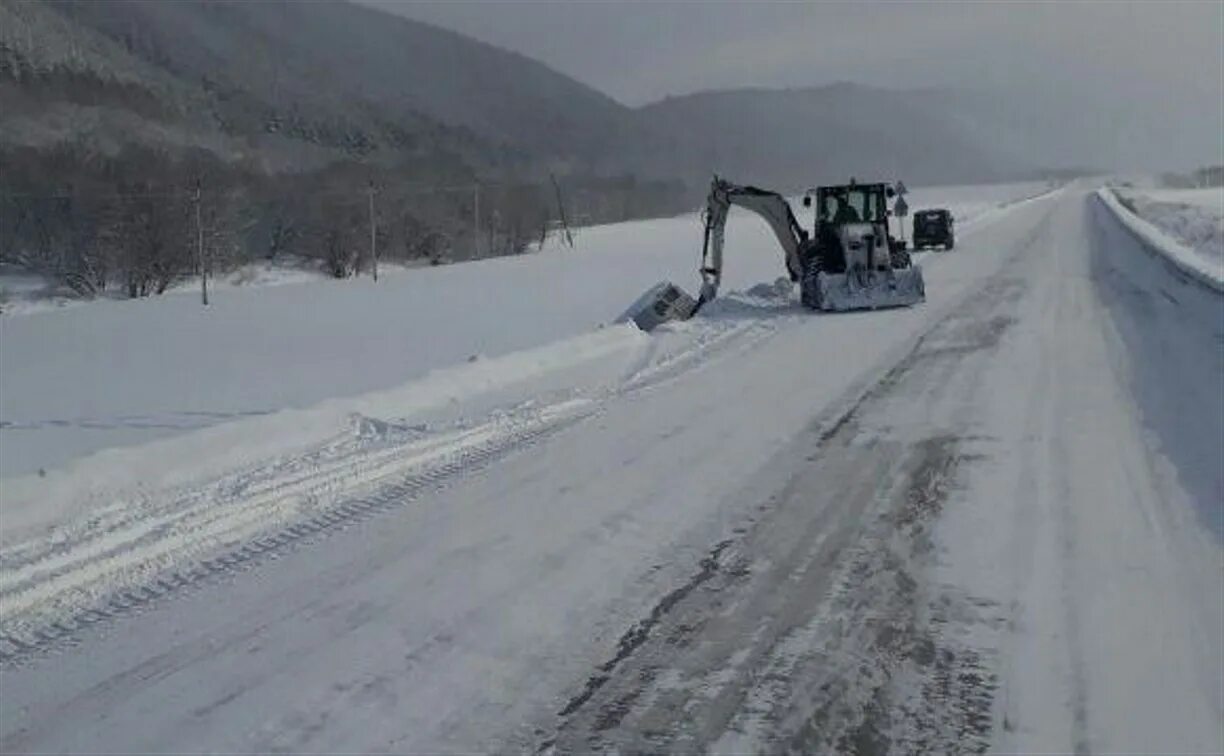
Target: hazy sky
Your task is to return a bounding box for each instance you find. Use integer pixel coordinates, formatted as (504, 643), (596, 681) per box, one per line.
(363, 0), (1223, 169)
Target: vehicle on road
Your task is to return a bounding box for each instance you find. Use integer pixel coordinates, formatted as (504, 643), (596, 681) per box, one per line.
(913, 208), (956, 250)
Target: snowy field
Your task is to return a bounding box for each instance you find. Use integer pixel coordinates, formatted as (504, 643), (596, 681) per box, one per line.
(0, 180), (1050, 480)
(0, 263), (327, 317)
(1, 183), (1220, 755)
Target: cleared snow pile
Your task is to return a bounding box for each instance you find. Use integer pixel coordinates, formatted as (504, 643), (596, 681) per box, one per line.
(1098, 186), (1223, 291)
(0, 325), (651, 634)
(741, 277), (795, 301)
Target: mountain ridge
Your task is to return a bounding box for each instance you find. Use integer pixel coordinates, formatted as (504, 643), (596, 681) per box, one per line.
(2, 0), (1032, 188)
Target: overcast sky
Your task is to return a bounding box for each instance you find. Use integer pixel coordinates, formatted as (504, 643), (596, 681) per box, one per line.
(363, 0), (1223, 169)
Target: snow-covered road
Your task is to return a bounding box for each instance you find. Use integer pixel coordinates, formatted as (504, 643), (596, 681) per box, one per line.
(1, 186), (1220, 753)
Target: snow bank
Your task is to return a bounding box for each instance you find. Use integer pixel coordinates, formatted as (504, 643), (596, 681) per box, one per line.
(1113, 186), (1223, 272)
(0, 323), (647, 551)
(1096, 187), (1223, 292)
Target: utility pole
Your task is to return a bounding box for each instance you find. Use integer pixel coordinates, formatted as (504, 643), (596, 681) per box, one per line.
(473, 182), (480, 258)
(195, 180), (208, 306)
(368, 180), (378, 281)
(550, 173), (574, 248)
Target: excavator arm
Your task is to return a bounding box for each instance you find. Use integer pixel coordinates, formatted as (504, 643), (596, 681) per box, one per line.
(698, 177), (809, 305)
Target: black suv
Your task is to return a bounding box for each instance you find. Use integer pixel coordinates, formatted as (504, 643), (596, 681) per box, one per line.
(913, 209), (955, 250)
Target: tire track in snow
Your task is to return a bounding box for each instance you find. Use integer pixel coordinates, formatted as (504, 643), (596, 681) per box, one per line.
(1047, 229), (1093, 756)
(0, 303), (790, 669)
(532, 202), (1062, 754)
(0, 409), (589, 667)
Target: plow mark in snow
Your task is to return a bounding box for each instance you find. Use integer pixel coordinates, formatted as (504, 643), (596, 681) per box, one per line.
(0, 297), (792, 668)
(0, 408), (588, 667)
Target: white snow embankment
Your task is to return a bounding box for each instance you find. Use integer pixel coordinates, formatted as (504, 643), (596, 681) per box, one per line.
(1096, 186), (1223, 292)
(0, 324), (647, 570)
(0, 303), (783, 631)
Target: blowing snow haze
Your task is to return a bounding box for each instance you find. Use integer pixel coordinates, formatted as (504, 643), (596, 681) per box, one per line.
(370, 0), (1224, 174)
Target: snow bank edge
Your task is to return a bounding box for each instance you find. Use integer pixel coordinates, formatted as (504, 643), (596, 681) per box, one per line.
(0, 323), (648, 549)
(1095, 187), (1224, 294)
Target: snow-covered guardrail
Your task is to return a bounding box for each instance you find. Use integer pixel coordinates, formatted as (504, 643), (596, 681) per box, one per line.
(1095, 187), (1223, 294)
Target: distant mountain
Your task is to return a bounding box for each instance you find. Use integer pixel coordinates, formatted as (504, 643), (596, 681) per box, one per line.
(1, 0), (1033, 187)
(0, 0), (653, 176)
(636, 83), (1027, 190)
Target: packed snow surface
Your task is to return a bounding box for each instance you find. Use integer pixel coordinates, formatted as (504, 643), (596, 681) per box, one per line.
(0, 182), (1220, 755)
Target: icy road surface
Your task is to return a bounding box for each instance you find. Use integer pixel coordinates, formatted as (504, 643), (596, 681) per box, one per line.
(1, 186), (1221, 754)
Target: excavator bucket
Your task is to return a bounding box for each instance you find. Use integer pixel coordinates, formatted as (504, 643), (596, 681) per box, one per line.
(805, 266), (925, 312)
(620, 281), (700, 332)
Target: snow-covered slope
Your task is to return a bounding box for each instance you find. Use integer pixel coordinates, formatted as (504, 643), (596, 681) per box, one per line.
(0, 181), (1050, 480)
(1100, 185), (1223, 290)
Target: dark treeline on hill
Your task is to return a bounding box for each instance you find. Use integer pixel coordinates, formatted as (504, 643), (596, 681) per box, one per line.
(1, 0), (1041, 300)
(0, 141), (687, 298)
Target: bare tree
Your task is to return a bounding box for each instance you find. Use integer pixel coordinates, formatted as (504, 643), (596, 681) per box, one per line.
(2, 195), (110, 297)
(301, 198), (363, 278)
(103, 193), (193, 297)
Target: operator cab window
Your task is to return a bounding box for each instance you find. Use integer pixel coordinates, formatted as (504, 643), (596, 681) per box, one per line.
(819, 189), (878, 223)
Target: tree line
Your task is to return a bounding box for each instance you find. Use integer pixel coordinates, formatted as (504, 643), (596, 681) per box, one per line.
(1, 141), (691, 301)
